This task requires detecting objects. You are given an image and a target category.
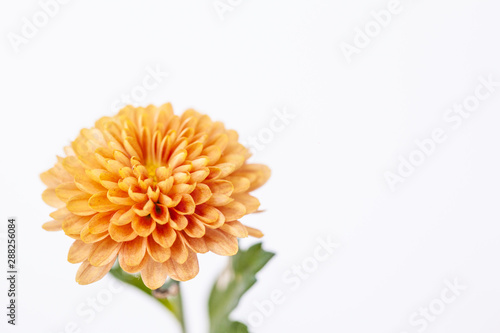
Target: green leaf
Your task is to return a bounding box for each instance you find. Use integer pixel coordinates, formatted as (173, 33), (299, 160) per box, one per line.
(109, 263), (187, 333)
(208, 242), (275, 333)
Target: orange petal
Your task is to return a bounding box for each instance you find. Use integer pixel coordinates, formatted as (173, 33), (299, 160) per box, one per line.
(89, 237), (121, 266)
(147, 236), (171, 263)
(128, 186), (148, 202)
(189, 169), (210, 183)
(190, 183), (211, 204)
(62, 214), (92, 235)
(212, 163), (236, 179)
(55, 182), (81, 202)
(89, 192), (117, 212)
(202, 146), (222, 164)
(42, 188), (65, 208)
(170, 234), (188, 264)
(99, 171), (120, 189)
(109, 223), (137, 242)
(62, 156), (86, 178)
(152, 224), (176, 248)
(165, 250), (199, 282)
(206, 193), (233, 206)
(132, 215), (156, 237)
(168, 150), (187, 169)
(169, 210), (188, 230)
(67, 193), (94, 216)
(141, 257), (169, 289)
(108, 188), (136, 206)
(206, 180), (233, 196)
(225, 176), (250, 193)
(40, 170), (61, 188)
(220, 221), (249, 238)
(118, 251), (148, 273)
(124, 136), (144, 160)
(236, 164), (271, 191)
(76, 260), (114, 285)
(88, 212), (113, 234)
(49, 207), (72, 221)
(217, 154), (246, 170)
(110, 208), (135, 226)
(80, 224), (108, 243)
(245, 225), (264, 238)
(173, 194), (195, 215)
(217, 201), (246, 221)
(120, 236), (147, 267)
(186, 142), (203, 159)
(68, 240), (95, 263)
(151, 204), (170, 225)
(194, 204), (220, 223)
(170, 183), (195, 195)
(204, 228), (239, 256)
(232, 193), (260, 214)
(133, 200), (155, 216)
(184, 215), (206, 238)
(74, 174), (105, 194)
(42, 220), (62, 231)
(182, 234), (209, 253)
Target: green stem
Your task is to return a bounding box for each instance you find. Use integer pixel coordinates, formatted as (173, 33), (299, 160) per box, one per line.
(109, 263), (187, 333)
(176, 282), (187, 333)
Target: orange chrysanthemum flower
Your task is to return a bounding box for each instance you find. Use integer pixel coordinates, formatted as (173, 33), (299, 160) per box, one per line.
(41, 104), (270, 289)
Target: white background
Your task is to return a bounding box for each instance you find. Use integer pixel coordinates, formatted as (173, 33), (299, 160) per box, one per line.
(1, 0), (500, 332)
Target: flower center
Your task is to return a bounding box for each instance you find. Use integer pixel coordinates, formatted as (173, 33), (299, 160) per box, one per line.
(146, 162), (159, 182)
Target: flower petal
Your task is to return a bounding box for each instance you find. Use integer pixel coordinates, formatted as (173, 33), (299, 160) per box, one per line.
(204, 228), (238, 256)
(80, 224), (108, 243)
(62, 214), (92, 235)
(89, 237), (121, 266)
(217, 201), (246, 221)
(76, 260), (114, 285)
(184, 215), (206, 238)
(132, 215), (156, 237)
(68, 240), (95, 263)
(173, 194), (195, 215)
(118, 251), (148, 274)
(190, 183), (211, 204)
(147, 236), (171, 263)
(120, 236), (147, 267)
(42, 188), (65, 208)
(225, 176), (250, 193)
(232, 193), (260, 214)
(89, 192), (117, 212)
(109, 223), (137, 242)
(170, 233), (189, 264)
(88, 212), (113, 234)
(67, 193), (94, 216)
(220, 220), (249, 238)
(55, 182), (81, 202)
(42, 220), (62, 231)
(152, 224), (176, 248)
(245, 225), (264, 238)
(165, 250), (199, 282)
(141, 257), (169, 289)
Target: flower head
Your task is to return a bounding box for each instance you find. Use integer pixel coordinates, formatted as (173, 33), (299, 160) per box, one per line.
(41, 104), (270, 289)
